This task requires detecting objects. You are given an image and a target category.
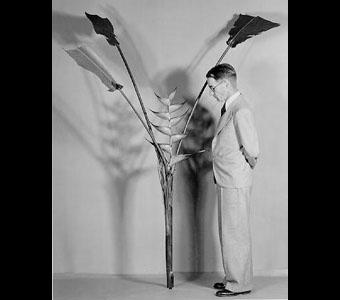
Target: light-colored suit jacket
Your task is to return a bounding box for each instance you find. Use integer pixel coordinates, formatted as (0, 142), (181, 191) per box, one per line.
(212, 94), (259, 188)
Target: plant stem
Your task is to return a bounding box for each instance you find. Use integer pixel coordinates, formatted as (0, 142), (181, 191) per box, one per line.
(116, 43), (175, 289)
(116, 44), (168, 167)
(216, 44), (232, 65)
(116, 45), (152, 132)
(118, 89), (151, 135)
(176, 44), (232, 156)
(162, 172), (174, 289)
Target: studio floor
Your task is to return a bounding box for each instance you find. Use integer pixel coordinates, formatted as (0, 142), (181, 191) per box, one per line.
(53, 272), (288, 300)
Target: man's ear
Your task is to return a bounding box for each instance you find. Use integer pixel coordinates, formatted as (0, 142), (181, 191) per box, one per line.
(224, 79), (230, 88)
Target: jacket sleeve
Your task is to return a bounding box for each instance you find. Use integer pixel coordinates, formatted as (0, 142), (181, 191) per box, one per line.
(234, 108), (260, 169)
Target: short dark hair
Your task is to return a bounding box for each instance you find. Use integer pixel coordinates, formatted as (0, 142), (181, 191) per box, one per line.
(206, 63), (237, 81)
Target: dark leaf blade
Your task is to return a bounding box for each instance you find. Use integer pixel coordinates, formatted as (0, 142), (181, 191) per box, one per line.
(227, 14), (280, 48)
(85, 12), (120, 46)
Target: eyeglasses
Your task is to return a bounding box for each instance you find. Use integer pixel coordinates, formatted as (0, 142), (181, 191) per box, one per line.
(209, 80), (226, 94)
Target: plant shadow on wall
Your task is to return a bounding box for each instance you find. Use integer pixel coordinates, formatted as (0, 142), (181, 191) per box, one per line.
(98, 4), (156, 90)
(52, 12), (155, 277)
(52, 93), (152, 276)
(52, 11), (93, 45)
(179, 101), (216, 278)
(160, 70), (217, 281)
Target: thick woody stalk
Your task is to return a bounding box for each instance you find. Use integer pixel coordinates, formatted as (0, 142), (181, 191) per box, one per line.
(118, 89), (150, 134)
(162, 171), (174, 289)
(117, 41), (174, 289)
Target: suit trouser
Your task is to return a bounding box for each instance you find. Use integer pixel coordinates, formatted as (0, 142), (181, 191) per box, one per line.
(216, 185), (253, 292)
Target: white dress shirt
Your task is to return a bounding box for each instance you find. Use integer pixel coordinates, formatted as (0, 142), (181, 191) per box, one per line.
(224, 90), (241, 113)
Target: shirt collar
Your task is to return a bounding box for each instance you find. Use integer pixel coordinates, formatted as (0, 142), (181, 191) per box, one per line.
(224, 91), (241, 112)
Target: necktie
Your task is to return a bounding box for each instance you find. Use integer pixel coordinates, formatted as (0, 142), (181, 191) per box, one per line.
(220, 103), (226, 117)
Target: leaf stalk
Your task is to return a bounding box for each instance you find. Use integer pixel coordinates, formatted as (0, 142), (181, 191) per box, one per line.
(116, 44), (168, 167)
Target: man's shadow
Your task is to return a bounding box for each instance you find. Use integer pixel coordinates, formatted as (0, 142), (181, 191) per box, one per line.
(156, 69), (217, 283)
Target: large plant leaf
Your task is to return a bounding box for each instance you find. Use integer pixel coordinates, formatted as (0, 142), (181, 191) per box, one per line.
(85, 12), (119, 46)
(227, 14), (280, 48)
(65, 45), (122, 91)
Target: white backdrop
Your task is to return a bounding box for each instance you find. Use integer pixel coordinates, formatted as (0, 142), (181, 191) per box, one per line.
(52, 0), (288, 274)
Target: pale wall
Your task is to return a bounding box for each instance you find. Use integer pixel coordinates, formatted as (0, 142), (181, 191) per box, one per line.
(52, 0), (288, 274)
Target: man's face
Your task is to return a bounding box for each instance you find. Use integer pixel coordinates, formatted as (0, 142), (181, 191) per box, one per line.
(207, 77), (229, 102)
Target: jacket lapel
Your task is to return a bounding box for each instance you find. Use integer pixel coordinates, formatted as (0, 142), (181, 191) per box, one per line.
(215, 96), (241, 136)
(215, 108), (233, 136)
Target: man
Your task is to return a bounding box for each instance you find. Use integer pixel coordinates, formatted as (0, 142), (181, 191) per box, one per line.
(206, 63), (259, 297)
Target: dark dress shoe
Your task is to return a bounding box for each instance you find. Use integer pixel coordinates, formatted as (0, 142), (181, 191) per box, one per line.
(213, 282), (226, 289)
(216, 289), (251, 297)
